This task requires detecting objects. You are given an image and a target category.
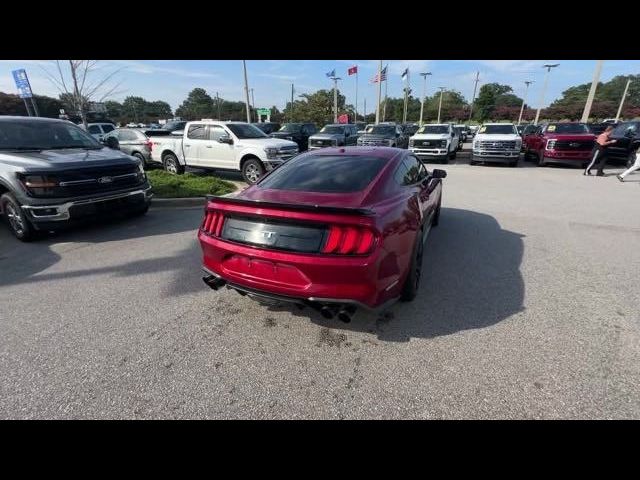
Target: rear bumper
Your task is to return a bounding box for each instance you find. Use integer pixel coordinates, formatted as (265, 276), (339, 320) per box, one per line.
(198, 232), (401, 310)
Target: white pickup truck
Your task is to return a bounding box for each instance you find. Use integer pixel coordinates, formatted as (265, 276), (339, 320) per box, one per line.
(150, 120), (299, 184)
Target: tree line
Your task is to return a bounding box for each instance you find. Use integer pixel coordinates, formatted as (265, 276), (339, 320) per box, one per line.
(1, 73), (638, 125)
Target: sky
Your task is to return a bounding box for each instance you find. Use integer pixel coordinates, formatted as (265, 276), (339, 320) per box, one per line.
(1, 60), (639, 115)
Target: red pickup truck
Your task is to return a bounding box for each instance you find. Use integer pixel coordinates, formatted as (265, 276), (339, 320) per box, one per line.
(523, 123), (595, 167)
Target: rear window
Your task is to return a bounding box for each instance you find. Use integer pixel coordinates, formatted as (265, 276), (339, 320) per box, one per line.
(258, 154), (387, 193)
(101, 124), (115, 133)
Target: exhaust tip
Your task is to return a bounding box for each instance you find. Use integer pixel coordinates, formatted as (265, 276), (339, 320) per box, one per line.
(320, 306), (334, 319)
(337, 311), (352, 323)
(202, 275), (226, 291)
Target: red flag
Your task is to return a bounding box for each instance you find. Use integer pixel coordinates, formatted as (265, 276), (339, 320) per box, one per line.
(338, 114), (349, 124)
(348, 65), (358, 76)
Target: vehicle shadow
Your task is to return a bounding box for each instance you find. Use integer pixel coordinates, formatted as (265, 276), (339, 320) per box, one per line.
(262, 207), (525, 342)
(0, 207), (203, 294)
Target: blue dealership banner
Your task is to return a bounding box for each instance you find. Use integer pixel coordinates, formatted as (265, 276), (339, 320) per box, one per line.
(12, 69), (33, 98)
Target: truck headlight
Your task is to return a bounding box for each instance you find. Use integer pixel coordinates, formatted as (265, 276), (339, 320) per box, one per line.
(264, 147), (278, 159)
(409, 139), (414, 147)
(137, 162), (147, 182)
(545, 139), (556, 151)
(515, 139), (522, 150)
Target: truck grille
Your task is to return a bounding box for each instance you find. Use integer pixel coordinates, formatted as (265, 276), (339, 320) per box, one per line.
(310, 139), (333, 147)
(476, 140), (517, 150)
(553, 140), (594, 150)
(359, 139), (388, 146)
(31, 165), (142, 198)
(413, 140), (446, 148)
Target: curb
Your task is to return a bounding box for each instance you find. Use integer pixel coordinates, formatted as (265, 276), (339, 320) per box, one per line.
(149, 188), (241, 209)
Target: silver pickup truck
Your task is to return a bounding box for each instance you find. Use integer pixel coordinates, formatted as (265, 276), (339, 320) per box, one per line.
(0, 116), (152, 241)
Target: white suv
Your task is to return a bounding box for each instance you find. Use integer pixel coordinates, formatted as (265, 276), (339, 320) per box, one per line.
(409, 124), (459, 164)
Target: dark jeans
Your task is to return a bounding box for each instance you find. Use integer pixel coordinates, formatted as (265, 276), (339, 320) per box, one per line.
(585, 145), (608, 174)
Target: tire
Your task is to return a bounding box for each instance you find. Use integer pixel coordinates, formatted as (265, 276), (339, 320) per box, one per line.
(132, 152), (148, 168)
(509, 159), (518, 168)
(400, 228), (425, 302)
(469, 160), (477, 166)
(432, 199), (441, 227)
(1, 193), (34, 241)
(450, 149), (457, 160)
(130, 204), (149, 217)
(242, 158), (265, 184)
(163, 153), (185, 175)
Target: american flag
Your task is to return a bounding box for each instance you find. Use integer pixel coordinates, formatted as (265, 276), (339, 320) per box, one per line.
(370, 66), (388, 83)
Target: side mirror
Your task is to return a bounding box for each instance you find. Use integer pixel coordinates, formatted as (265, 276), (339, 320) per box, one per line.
(431, 169), (447, 179)
(218, 135), (233, 144)
(105, 137), (120, 150)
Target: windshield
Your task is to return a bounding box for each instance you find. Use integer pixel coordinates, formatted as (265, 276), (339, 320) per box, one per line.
(279, 124), (302, 133)
(365, 125), (395, 136)
(102, 124), (115, 133)
(479, 124), (517, 135)
(546, 123), (589, 134)
(0, 120), (102, 150)
(319, 126), (345, 134)
(417, 125), (449, 134)
(226, 123), (268, 139)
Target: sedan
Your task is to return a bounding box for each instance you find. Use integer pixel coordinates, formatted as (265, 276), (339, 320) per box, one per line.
(102, 128), (153, 167)
(198, 147), (446, 321)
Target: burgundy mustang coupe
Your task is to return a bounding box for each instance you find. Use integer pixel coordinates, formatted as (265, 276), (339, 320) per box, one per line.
(198, 146), (446, 322)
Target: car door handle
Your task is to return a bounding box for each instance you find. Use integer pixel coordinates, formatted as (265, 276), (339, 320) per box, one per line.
(184, 144), (191, 147)
(205, 145), (212, 148)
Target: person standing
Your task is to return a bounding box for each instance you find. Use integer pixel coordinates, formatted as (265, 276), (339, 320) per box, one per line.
(617, 149), (640, 181)
(584, 125), (617, 176)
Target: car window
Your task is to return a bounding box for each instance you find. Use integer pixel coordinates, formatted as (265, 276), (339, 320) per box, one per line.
(120, 130), (139, 141)
(88, 125), (101, 134)
(613, 122), (638, 136)
(209, 125), (226, 141)
(102, 124), (115, 133)
(187, 124), (207, 140)
(258, 154), (388, 193)
(401, 156), (423, 185)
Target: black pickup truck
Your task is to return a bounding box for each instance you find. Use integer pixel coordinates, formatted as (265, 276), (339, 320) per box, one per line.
(606, 121), (640, 167)
(0, 116), (152, 241)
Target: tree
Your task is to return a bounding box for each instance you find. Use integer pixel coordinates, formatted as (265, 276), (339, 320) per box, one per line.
(0, 92), (63, 118)
(122, 96), (146, 123)
(42, 60), (122, 129)
(282, 89), (349, 126)
(473, 83), (519, 121)
(175, 88), (214, 120)
(104, 100), (123, 119)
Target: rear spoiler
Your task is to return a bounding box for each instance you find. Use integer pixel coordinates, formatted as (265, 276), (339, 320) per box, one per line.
(205, 195), (374, 216)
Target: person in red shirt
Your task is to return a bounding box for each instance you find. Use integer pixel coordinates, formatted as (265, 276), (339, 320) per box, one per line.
(584, 126), (617, 176)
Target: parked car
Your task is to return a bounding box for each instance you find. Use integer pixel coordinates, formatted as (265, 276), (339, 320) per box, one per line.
(354, 122), (366, 132)
(270, 123), (317, 151)
(198, 146), (447, 320)
(454, 124), (468, 143)
(401, 124), (420, 136)
(587, 123), (611, 135)
(471, 123), (521, 167)
(517, 124), (538, 151)
(252, 122), (281, 135)
(606, 121), (640, 167)
(80, 122), (116, 141)
(408, 123), (460, 163)
(357, 123), (409, 148)
(308, 124), (359, 150)
(102, 128), (154, 167)
(0, 117), (152, 241)
(149, 120), (298, 184)
(523, 123), (595, 167)
(146, 120), (188, 137)
(453, 127), (465, 147)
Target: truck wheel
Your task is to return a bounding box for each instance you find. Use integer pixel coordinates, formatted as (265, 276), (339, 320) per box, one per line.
(1, 193), (35, 242)
(400, 229), (424, 302)
(242, 158), (265, 184)
(509, 159), (518, 167)
(132, 152), (149, 169)
(163, 153), (184, 175)
(450, 149), (457, 160)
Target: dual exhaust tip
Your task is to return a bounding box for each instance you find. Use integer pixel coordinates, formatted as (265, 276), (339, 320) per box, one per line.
(203, 275), (356, 323)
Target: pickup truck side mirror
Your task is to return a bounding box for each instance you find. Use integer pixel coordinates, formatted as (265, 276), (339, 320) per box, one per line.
(218, 135), (233, 145)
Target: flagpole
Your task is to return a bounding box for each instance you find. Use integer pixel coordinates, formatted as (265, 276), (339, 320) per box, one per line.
(375, 60), (382, 124)
(383, 77), (388, 122)
(355, 69), (358, 123)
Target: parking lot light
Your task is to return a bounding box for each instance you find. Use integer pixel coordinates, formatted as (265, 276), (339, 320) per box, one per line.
(534, 63), (560, 125)
(419, 72), (432, 127)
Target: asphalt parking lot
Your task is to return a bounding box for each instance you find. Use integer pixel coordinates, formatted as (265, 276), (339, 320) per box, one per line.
(1, 148), (639, 419)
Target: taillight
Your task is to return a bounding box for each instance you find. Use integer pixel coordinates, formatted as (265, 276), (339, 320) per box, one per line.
(322, 225), (375, 255)
(201, 210), (225, 237)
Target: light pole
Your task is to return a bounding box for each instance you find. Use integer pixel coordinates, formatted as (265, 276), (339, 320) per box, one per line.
(534, 63), (559, 125)
(330, 76), (342, 123)
(581, 60), (604, 123)
(242, 60), (251, 123)
(615, 79), (632, 122)
(468, 71), (480, 122)
(437, 87), (446, 123)
(375, 60), (383, 124)
(250, 88), (255, 122)
(517, 81), (534, 125)
(419, 72), (432, 126)
(216, 91), (221, 120)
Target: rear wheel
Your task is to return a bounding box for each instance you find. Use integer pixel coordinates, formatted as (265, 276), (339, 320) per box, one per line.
(132, 152), (148, 168)
(1, 193), (34, 241)
(537, 154), (546, 167)
(242, 158), (265, 184)
(163, 153), (184, 175)
(400, 228), (425, 302)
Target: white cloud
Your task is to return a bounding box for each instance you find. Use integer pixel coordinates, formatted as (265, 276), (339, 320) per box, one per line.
(112, 60), (219, 79)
